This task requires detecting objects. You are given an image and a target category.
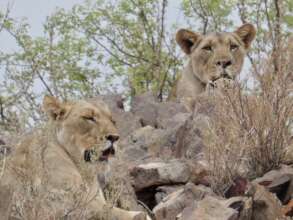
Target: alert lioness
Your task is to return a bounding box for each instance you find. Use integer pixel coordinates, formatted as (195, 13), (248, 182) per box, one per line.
(0, 96), (148, 220)
(172, 23), (256, 110)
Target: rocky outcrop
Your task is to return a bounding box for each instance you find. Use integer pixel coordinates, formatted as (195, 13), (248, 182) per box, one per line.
(94, 93), (293, 219)
(153, 183), (214, 220)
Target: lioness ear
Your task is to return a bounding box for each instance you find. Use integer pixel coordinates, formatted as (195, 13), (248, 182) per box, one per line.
(234, 23), (256, 49)
(176, 29), (201, 54)
(43, 95), (66, 120)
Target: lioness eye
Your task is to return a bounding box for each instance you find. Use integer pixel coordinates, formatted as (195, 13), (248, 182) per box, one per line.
(230, 44), (238, 51)
(202, 45), (212, 51)
(83, 116), (96, 122)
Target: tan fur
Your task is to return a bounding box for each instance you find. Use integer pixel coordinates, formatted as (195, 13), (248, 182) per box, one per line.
(172, 23), (256, 110)
(1, 96), (149, 220)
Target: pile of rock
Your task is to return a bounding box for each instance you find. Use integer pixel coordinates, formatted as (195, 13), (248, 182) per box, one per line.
(2, 92), (293, 220)
(95, 92), (293, 220)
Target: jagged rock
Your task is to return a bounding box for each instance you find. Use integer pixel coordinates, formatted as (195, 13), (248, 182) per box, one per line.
(173, 113), (209, 159)
(179, 196), (253, 220)
(130, 160), (191, 191)
(251, 183), (283, 220)
(119, 122), (185, 161)
(153, 183), (214, 220)
(155, 185), (184, 204)
(187, 160), (209, 185)
(117, 93), (209, 161)
(153, 188), (186, 220)
(253, 165), (293, 204)
(179, 196), (238, 220)
(120, 126), (172, 161)
(131, 92), (187, 129)
(225, 196), (253, 220)
(161, 113), (191, 130)
(154, 183), (213, 206)
(131, 92), (158, 127)
(119, 112), (207, 161)
(114, 111), (142, 140)
(178, 196), (253, 220)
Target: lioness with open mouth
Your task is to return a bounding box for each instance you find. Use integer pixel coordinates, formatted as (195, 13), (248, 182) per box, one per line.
(0, 96), (149, 220)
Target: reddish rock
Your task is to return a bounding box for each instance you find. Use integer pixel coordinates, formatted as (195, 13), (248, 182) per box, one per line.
(282, 199), (293, 216)
(224, 177), (249, 198)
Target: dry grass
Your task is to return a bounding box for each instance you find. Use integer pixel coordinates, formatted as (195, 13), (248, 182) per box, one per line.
(9, 179), (99, 220)
(201, 41), (293, 195)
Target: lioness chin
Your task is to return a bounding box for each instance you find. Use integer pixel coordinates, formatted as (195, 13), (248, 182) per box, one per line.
(172, 23), (256, 111)
(0, 96), (149, 220)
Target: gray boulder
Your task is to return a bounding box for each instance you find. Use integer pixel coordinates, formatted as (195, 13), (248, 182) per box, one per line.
(130, 160), (191, 191)
(153, 183), (214, 220)
(131, 92), (187, 129)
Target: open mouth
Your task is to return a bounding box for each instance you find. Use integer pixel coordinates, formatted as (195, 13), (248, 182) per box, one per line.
(84, 141), (116, 162)
(222, 73), (233, 80)
(209, 72), (233, 88)
(84, 149), (94, 162)
(99, 143), (115, 161)
(211, 73), (233, 83)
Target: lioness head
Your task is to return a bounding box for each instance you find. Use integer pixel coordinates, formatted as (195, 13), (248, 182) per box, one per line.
(43, 95), (119, 162)
(176, 23), (256, 86)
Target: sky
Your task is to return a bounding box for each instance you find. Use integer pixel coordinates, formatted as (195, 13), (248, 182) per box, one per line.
(0, 0), (85, 52)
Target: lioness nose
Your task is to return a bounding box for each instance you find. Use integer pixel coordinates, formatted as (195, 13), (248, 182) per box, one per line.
(216, 60), (232, 69)
(106, 134), (120, 143)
